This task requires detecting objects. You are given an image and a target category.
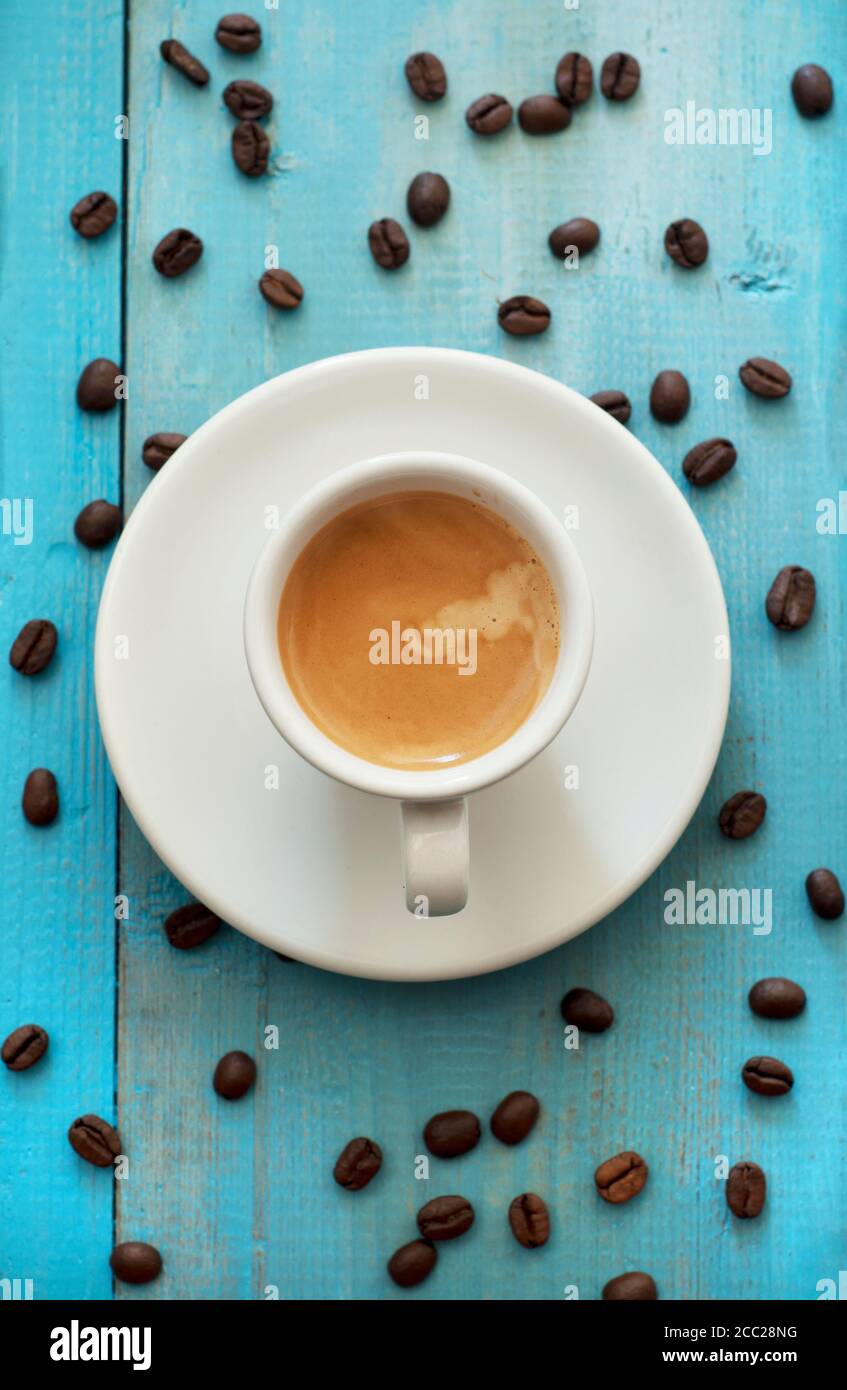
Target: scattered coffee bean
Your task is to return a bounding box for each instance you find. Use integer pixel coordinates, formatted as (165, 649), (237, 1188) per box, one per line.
(560, 987), (614, 1033)
(404, 52), (447, 102)
(9, 619), (58, 676)
(215, 13), (261, 53)
(555, 52), (593, 105)
(70, 191), (118, 239)
(748, 978), (806, 1020)
(68, 1114), (121, 1167)
(223, 79), (273, 119)
(466, 93), (513, 135)
(164, 903), (220, 949)
(423, 1108), (481, 1158)
(110, 1242), (162, 1285)
(160, 39), (210, 86)
(603, 1271), (658, 1300)
(74, 500), (122, 549)
(765, 566), (816, 631)
(213, 1050), (256, 1099)
(549, 217), (600, 258)
(22, 769), (59, 826)
(508, 1192), (550, 1248)
(718, 790), (766, 840)
(727, 1161), (766, 1219)
(333, 1137), (383, 1191)
(594, 1151), (648, 1204)
(791, 64), (833, 118)
(490, 1090), (540, 1145)
(664, 218), (708, 268)
(2, 1024), (49, 1071)
(76, 357), (121, 412)
(387, 1239), (437, 1287)
(274, 951), (297, 963)
(600, 53), (640, 101)
(590, 389), (631, 424)
(232, 119), (270, 176)
(406, 172), (450, 227)
(417, 1195), (475, 1241)
(649, 370), (690, 423)
(152, 228), (203, 278)
(682, 437), (736, 486)
(739, 357), (792, 399)
(518, 94), (572, 135)
(142, 431), (187, 471)
(259, 268), (304, 309)
(805, 868), (844, 920)
(742, 1056), (794, 1097)
(498, 295), (551, 336)
(368, 218), (410, 269)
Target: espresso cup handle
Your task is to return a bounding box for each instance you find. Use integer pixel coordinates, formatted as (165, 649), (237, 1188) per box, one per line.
(401, 799), (469, 917)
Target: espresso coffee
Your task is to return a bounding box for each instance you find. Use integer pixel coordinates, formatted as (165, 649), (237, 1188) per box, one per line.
(277, 490), (560, 770)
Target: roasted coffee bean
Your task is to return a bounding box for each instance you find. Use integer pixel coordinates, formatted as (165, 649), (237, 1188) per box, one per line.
(600, 52), (640, 101)
(603, 1271), (658, 1300)
(215, 13), (261, 53)
(223, 79), (273, 119)
(665, 218), (708, 268)
(368, 218), (410, 269)
(9, 619), (58, 676)
(76, 357), (121, 412)
(739, 357), (792, 399)
(232, 119), (269, 176)
(110, 1242), (162, 1285)
(406, 172), (450, 227)
(274, 951), (297, 962)
(792, 64), (833, 118)
(742, 1056), (794, 1097)
(259, 269), (304, 309)
(423, 1108), (481, 1158)
(548, 217), (600, 258)
(682, 437), (736, 486)
(387, 1239), (437, 1287)
(213, 1050), (256, 1099)
(2, 1024), (49, 1071)
(142, 432), (187, 471)
(561, 987), (614, 1033)
(160, 39), (210, 86)
(466, 93), (513, 135)
(805, 868), (844, 920)
(748, 978), (806, 1020)
(498, 295), (551, 336)
(152, 228), (203, 278)
(650, 370), (690, 423)
(70, 191), (118, 239)
(719, 790), (766, 840)
(333, 1137), (383, 1191)
(765, 566), (816, 631)
(164, 903), (220, 949)
(518, 94), (572, 135)
(417, 1195), (475, 1241)
(22, 769), (59, 826)
(404, 51), (447, 102)
(490, 1090), (540, 1145)
(555, 52), (593, 105)
(590, 389), (631, 424)
(74, 500), (122, 549)
(508, 1192), (550, 1248)
(68, 1114), (121, 1167)
(595, 1151), (648, 1204)
(727, 1161), (766, 1219)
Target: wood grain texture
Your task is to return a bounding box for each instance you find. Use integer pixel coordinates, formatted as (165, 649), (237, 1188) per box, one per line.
(2, 0), (845, 1300)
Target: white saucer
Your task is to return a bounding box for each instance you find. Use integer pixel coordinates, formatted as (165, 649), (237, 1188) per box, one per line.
(95, 349), (730, 981)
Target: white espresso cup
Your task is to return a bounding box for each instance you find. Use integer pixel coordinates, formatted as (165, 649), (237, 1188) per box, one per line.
(244, 451), (594, 917)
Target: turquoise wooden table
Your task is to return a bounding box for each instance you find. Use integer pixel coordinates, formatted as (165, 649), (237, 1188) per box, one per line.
(1, 0), (844, 1301)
